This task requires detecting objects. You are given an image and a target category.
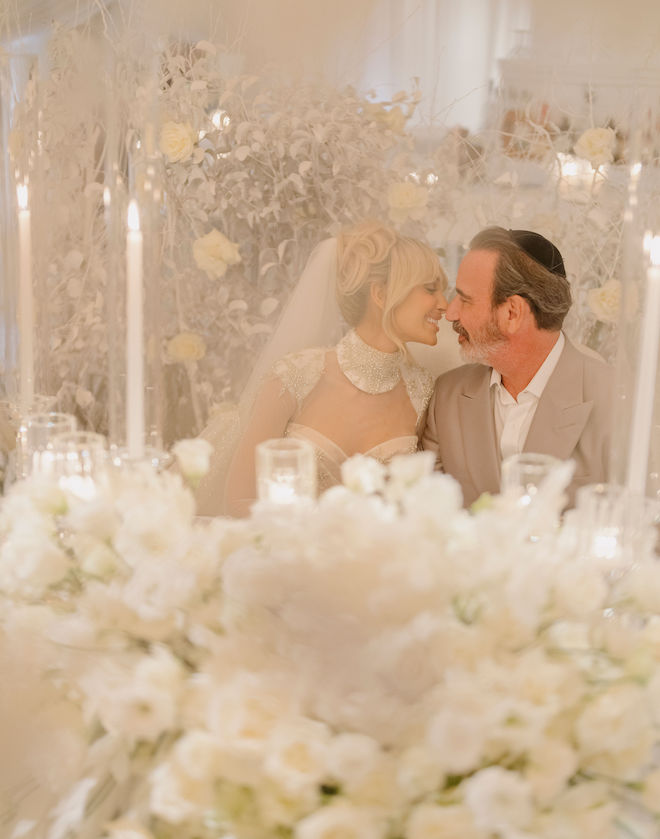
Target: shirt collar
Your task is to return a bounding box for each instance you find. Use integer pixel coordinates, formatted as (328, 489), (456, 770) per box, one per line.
(489, 332), (565, 398)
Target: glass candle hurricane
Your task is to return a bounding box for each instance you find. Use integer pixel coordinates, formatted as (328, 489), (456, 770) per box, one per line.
(255, 438), (317, 505)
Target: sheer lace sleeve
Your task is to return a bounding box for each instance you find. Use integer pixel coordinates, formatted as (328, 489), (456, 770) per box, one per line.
(271, 347), (327, 411)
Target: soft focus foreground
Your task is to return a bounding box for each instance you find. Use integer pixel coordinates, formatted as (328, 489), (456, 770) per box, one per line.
(1, 453), (660, 838)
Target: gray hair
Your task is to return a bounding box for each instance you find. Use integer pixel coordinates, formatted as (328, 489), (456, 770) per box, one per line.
(469, 226), (572, 330)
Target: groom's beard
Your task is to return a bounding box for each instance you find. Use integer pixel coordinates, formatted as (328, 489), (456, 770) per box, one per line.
(453, 316), (507, 364)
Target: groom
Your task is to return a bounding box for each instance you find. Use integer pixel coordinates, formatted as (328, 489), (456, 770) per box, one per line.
(422, 226), (612, 507)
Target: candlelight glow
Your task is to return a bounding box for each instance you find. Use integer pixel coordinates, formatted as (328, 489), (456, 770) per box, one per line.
(127, 200), (140, 233)
(211, 109), (230, 130)
(16, 183), (28, 211)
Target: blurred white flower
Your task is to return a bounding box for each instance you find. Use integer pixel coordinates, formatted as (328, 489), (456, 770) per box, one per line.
(387, 181), (428, 223)
(574, 126), (616, 168)
(159, 120), (196, 163)
(406, 803), (482, 839)
(340, 455), (386, 494)
(172, 437), (213, 483)
(463, 767), (534, 835)
(587, 278), (621, 323)
(192, 228), (241, 278)
(295, 801), (384, 839)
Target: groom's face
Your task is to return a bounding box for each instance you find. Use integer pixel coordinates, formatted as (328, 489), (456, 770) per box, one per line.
(445, 249), (507, 364)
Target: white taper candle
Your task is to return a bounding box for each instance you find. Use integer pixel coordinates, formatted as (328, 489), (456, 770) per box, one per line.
(126, 200), (145, 459)
(626, 233), (660, 494)
(17, 183), (34, 409)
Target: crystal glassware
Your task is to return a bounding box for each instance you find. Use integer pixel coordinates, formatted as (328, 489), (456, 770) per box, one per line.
(574, 482), (660, 568)
(255, 438), (317, 505)
(15, 411), (77, 479)
(501, 452), (563, 504)
(49, 430), (109, 500)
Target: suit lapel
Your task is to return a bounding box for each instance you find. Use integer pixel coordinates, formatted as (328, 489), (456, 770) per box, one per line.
(524, 339), (593, 460)
(458, 368), (501, 494)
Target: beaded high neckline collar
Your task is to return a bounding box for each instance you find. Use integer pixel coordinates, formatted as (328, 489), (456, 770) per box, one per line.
(336, 329), (402, 394)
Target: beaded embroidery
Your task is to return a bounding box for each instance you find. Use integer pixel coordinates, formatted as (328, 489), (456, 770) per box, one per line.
(336, 329), (402, 394)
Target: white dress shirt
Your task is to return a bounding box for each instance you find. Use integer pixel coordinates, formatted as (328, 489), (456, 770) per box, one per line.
(490, 332), (565, 460)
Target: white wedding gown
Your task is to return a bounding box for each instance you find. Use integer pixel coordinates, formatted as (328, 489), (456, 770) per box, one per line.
(196, 330), (435, 515)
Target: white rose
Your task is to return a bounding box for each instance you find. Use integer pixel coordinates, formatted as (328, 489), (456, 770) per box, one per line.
(166, 331), (207, 362)
(341, 455), (386, 495)
(159, 121), (196, 163)
(173, 729), (221, 781)
(463, 767), (534, 834)
(172, 438), (214, 483)
(264, 719), (331, 796)
(193, 229), (241, 278)
(406, 803), (483, 839)
(587, 279), (621, 323)
(149, 759), (213, 824)
(387, 181), (428, 224)
(294, 801), (384, 839)
(574, 127), (616, 168)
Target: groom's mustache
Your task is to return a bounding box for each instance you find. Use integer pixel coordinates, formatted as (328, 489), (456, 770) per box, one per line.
(452, 321), (469, 340)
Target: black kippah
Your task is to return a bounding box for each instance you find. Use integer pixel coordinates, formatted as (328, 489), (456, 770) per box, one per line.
(508, 229), (566, 278)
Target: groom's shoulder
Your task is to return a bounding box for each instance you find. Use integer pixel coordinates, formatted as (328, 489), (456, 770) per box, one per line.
(433, 362), (489, 397)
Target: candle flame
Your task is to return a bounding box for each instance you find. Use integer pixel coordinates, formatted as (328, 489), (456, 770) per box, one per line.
(16, 183), (28, 211)
(631, 162), (642, 177)
(127, 200), (140, 232)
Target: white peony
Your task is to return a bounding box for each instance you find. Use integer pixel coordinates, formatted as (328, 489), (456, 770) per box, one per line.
(159, 120), (196, 163)
(574, 126), (616, 168)
(172, 437), (214, 483)
(387, 181), (428, 224)
(192, 228), (241, 278)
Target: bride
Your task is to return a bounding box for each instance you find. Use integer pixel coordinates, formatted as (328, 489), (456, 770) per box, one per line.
(198, 220), (448, 516)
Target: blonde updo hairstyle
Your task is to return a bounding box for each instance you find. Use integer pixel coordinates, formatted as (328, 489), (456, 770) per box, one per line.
(336, 220), (446, 353)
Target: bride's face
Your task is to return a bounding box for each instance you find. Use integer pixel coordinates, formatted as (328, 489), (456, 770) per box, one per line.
(391, 279), (447, 345)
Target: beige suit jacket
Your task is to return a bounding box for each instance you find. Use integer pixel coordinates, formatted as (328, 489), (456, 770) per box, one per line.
(422, 337), (613, 507)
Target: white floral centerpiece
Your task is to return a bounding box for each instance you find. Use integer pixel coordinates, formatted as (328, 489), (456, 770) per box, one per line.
(1, 453), (660, 839)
